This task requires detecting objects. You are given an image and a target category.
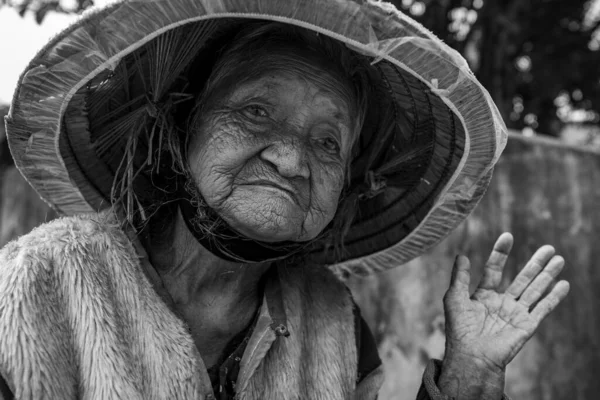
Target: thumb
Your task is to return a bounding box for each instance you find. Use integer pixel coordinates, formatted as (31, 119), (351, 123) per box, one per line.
(447, 255), (471, 298)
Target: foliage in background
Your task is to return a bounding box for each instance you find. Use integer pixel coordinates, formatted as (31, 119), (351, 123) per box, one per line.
(2, 0), (600, 141)
(0, 0), (92, 23)
(390, 0), (600, 139)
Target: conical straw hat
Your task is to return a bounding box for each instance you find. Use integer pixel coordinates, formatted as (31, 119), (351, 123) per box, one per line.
(5, 0), (507, 276)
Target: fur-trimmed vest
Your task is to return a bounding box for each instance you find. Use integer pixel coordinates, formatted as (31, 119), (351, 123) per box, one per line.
(0, 213), (383, 399)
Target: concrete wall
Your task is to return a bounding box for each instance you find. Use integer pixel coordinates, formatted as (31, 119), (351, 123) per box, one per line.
(0, 167), (57, 247)
(0, 106), (56, 246)
(347, 133), (600, 399)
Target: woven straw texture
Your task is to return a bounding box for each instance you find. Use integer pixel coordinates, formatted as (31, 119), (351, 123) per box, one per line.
(5, 0), (507, 276)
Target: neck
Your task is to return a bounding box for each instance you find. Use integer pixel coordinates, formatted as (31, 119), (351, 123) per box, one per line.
(147, 207), (272, 312)
(141, 207), (273, 367)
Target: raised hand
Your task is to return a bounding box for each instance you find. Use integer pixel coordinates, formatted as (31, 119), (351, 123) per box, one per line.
(437, 233), (570, 399)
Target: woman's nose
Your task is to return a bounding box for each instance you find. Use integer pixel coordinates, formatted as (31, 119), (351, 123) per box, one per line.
(260, 139), (310, 180)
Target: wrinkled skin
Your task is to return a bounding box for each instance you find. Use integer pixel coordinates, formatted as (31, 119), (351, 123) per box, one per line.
(187, 71), (355, 242)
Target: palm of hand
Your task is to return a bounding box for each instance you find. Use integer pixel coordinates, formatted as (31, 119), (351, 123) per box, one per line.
(443, 234), (570, 371)
(446, 286), (537, 369)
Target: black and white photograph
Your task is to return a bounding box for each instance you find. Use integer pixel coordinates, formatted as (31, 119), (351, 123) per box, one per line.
(0, 0), (595, 399)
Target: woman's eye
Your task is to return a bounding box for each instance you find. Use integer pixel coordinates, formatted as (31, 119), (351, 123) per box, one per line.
(243, 105), (269, 119)
(317, 137), (341, 154)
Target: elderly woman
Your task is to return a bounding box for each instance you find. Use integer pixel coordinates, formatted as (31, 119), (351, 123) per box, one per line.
(0, 0), (569, 399)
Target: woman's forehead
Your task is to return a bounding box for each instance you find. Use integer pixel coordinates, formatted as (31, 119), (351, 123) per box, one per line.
(197, 43), (364, 140)
(232, 72), (351, 117)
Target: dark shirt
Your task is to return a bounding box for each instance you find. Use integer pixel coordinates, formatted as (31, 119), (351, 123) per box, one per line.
(206, 309), (258, 399)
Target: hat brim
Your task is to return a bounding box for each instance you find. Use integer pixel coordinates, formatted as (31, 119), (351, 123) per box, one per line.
(5, 0), (507, 275)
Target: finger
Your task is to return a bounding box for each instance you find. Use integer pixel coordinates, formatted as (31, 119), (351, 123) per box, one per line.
(530, 280), (570, 324)
(447, 255), (471, 298)
(528, 279), (557, 311)
(478, 233), (513, 290)
(506, 245), (556, 299)
(519, 255), (565, 308)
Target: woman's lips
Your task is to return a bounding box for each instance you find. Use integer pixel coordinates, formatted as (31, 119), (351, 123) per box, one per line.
(243, 179), (305, 207)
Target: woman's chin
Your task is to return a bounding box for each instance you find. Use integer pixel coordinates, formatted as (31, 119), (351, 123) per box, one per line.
(225, 218), (301, 242)
(220, 210), (322, 242)
(215, 191), (311, 242)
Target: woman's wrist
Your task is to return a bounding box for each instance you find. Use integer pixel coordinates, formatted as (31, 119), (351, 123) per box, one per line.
(438, 351), (506, 400)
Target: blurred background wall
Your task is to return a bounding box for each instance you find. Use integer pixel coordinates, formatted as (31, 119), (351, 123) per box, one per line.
(347, 133), (600, 399)
(0, 105), (57, 246)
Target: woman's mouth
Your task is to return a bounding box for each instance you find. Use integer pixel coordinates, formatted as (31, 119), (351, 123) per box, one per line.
(243, 179), (306, 208)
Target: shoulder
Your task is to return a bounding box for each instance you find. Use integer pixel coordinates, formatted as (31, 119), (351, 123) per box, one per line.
(0, 212), (132, 399)
(278, 262), (356, 315)
(1, 211), (129, 259)
(280, 263), (383, 385)
(275, 262), (383, 389)
(279, 262), (348, 291)
(0, 211), (133, 288)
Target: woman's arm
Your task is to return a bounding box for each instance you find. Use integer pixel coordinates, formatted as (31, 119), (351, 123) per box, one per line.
(437, 355), (505, 399)
(417, 359), (510, 400)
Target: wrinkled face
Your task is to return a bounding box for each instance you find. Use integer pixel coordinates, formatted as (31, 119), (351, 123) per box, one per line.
(187, 68), (356, 242)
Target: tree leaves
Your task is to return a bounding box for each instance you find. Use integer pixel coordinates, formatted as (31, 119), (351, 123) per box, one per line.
(391, 0), (600, 138)
(1, 0), (94, 24)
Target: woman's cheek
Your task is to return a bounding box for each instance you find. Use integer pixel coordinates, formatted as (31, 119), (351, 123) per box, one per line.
(310, 162), (345, 218)
(197, 172), (234, 208)
(318, 161), (345, 194)
(189, 116), (259, 206)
